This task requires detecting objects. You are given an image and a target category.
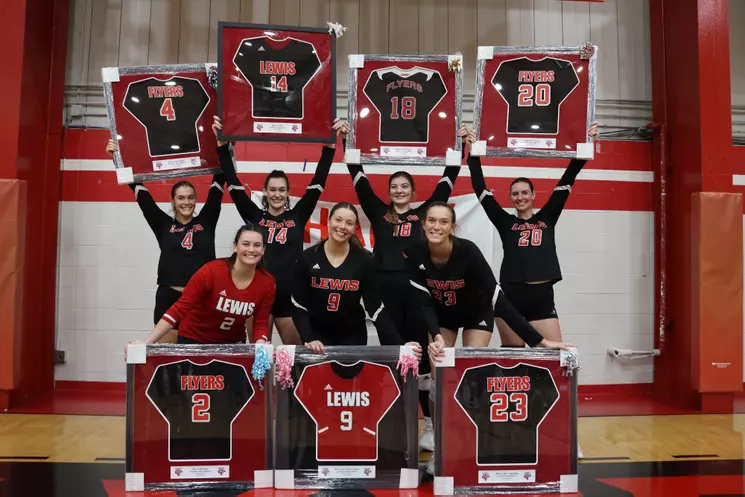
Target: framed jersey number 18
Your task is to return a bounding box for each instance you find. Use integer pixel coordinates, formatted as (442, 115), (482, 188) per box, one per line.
(390, 96), (416, 119)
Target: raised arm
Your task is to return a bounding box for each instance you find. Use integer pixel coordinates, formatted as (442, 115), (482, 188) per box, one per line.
(361, 254), (404, 345)
(292, 145), (336, 225)
(217, 143), (263, 223)
(347, 163), (388, 222)
(195, 172), (226, 230)
(467, 154), (511, 229)
(538, 159), (586, 226)
(290, 256), (316, 343)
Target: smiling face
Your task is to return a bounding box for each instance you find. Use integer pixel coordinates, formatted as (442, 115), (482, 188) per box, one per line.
(172, 186), (196, 219)
(510, 181), (535, 215)
(264, 177), (289, 212)
(423, 205), (455, 245)
(233, 230), (265, 267)
(328, 206), (358, 244)
(389, 174), (414, 209)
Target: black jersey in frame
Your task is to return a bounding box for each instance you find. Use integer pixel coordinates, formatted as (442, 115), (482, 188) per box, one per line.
(146, 359), (254, 461)
(233, 36), (322, 119)
(491, 57), (579, 135)
(454, 362), (559, 465)
(363, 66), (447, 143)
(122, 76), (210, 157)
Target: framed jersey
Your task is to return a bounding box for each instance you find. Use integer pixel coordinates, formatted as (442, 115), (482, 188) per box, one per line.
(217, 22), (336, 143)
(345, 54), (463, 167)
(125, 344), (273, 492)
(274, 346), (420, 489)
(102, 64), (221, 184)
(472, 45), (597, 160)
(433, 348), (580, 495)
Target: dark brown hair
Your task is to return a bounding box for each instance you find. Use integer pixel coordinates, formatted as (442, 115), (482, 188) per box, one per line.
(170, 180), (196, 199)
(386, 171), (415, 231)
(263, 170), (291, 211)
(328, 202), (363, 247)
(227, 224), (269, 270)
(510, 177), (534, 192)
(423, 201), (456, 242)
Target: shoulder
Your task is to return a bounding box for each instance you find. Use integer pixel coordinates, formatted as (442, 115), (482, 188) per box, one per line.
(350, 243), (374, 259)
(299, 242), (323, 261)
(256, 267), (277, 287)
(403, 239), (427, 262)
(455, 237), (482, 256)
(198, 259), (229, 279)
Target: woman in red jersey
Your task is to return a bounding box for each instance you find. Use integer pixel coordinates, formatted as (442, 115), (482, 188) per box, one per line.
(130, 225), (276, 345)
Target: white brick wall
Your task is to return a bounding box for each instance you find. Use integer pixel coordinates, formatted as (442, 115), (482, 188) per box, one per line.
(54, 200), (655, 384)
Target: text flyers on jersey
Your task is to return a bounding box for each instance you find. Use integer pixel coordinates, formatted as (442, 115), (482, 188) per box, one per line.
(125, 345), (273, 492)
(434, 348), (580, 495)
(345, 54), (464, 167)
(472, 45), (597, 160)
(102, 64), (221, 184)
(217, 22), (337, 143)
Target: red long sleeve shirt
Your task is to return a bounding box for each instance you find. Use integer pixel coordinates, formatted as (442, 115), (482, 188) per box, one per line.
(163, 259), (276, 343)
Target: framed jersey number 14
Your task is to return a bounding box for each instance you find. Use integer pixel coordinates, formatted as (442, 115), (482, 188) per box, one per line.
(471, 44), (597, 160)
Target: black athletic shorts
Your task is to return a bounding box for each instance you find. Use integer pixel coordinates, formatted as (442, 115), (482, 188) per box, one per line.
(500, 281), (558, 322)
(437, 303), (495, 334)
(271, 282), (294, 318)
(154, 285), (182, 326)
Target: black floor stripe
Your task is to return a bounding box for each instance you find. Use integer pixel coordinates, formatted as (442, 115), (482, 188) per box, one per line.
(672, 454), (720, 459)
(94, 457), (124, 461)
(581, 456), (632, 461)
(0, 456), (49, 460)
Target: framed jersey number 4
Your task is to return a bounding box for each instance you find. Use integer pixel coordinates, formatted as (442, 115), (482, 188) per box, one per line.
(217, 22), (337, 144)
(102, 64), (221, 184)
(472, 45), (597, 160)
(345, 54), (464, 167)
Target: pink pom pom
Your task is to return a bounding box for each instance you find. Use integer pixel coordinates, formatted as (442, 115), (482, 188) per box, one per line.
(275, 348), (295, 389)
(396, 354), (419, 382)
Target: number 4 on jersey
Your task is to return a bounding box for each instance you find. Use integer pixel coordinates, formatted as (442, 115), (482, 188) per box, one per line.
(160, 98), (176, 121)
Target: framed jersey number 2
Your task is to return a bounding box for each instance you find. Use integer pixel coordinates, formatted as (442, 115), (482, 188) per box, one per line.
(102, 64), (221, 184)
(345, 54), (464, 167)
(472, 45), (597, 160)
(217, 22), (336, 143)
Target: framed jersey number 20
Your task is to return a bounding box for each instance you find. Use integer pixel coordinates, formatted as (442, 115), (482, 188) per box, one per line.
(345, 53), (464, 167)
(472, 44), (597, 160)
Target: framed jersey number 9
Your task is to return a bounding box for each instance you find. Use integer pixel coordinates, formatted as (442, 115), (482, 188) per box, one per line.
(192, 393), (211, 422)
(340, 410), (353, 431)
(490, 392), (528, 422)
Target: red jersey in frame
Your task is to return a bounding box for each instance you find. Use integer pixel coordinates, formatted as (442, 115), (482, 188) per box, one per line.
(473, 46), (596, 159)
(103, 64), (220, 183)
(217, 22), (336, 143)
(294, 361), (401, 461)
(346, 54), (463, 166)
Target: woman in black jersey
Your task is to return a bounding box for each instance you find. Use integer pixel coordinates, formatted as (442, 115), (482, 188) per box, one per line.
(405, 201), (570, 352)
(404, 201), (570, 475)
(342, 121), (466, 450)
(213, 116), (345, 346)
(105, 139), (225, 342)
(466, 123), (597, 348)
(291, 202), (422, 359)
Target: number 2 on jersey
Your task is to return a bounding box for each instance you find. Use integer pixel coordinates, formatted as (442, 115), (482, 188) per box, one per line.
(192, 393), (211, 422)
(160, 98), (176, 121)
(390, 96), (416, 119)
(518, 84), (551, 107)
(490, 392), (528, 422)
